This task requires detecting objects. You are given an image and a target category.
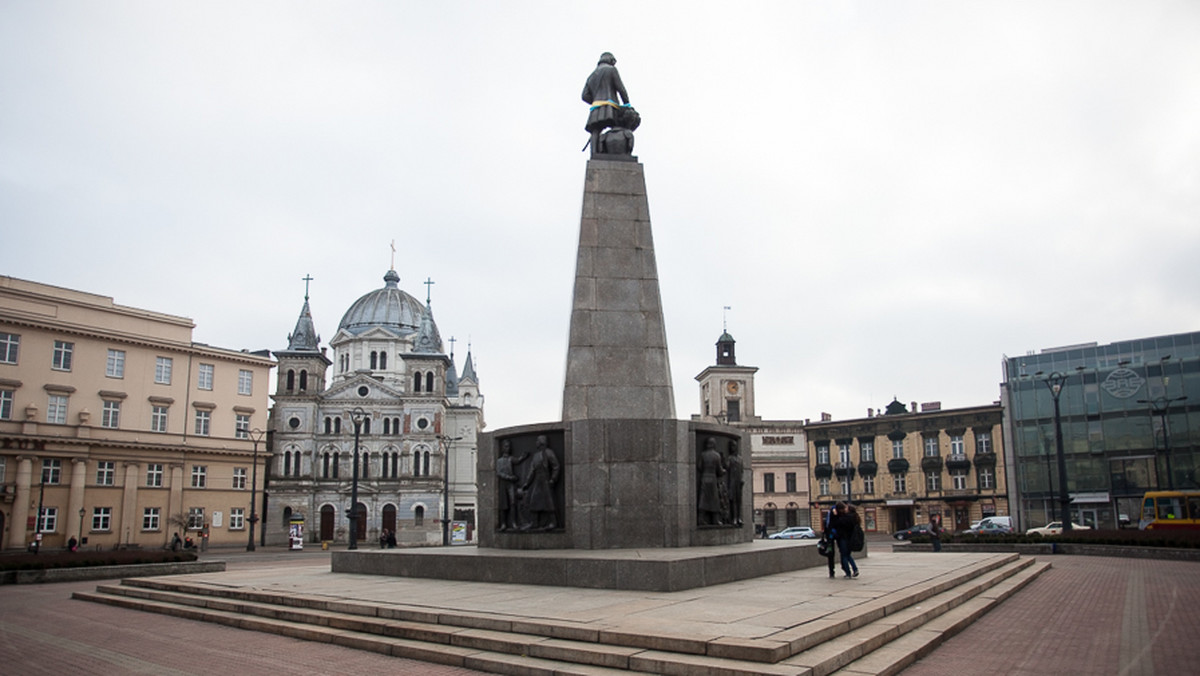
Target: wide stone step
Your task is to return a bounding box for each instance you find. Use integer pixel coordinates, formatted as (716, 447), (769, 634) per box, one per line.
(73, 554), (1046, 675)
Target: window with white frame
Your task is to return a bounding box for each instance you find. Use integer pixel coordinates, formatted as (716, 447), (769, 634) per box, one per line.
(841, 478), (851, 495)
(860, 440), (875, 463)
(151, 405), (168, 432)
(816, 443), (830, 464)
(229, 507), (245, 530)
(238, 369), (253, 395)
(976, 431), (993, 454)
(838, 442), (851, 464)
(197, 363), (214, 390)
(191, 465), (207, 488)
(106, 349), (125, 378)
(819, 477), (830, 495)
(52, 340), (73, 371)
(863, 475), (875, 495)
(950, 434), (965, 455)
(155, 357), (173, 384)
(187, 507), (205, 529)
(194, 409), (210, 436)
(892, 472), (907, 494)
(92, 507), (112, 531)
(952, 471), (968, 490)
(96, 461), (115, 486)
(892, 439), (904, 459)
(0, 389), (12, 420)
(143, 507), (160, 531)
(926, 471), (941, 491)
(38, 506), (57, 532)
(146, 463), (163, 487)
(0, 456), (5, 483)
(235, 414), (250, 439)
(42, 458), (62, 484)
(979, 467), (995, 489)
(232, 467), (247, 489)
(924, 436), (939, 457)
(101, 400), (121, 429)
(47, 394), (68, 424)
(0, 332), (18, 364)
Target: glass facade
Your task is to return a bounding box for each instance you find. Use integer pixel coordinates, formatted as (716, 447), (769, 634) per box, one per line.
(1002, 331), (1199, 530)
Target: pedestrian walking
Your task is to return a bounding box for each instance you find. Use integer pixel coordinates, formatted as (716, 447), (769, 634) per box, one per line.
(820, 505), (837, 579)
(832, 502), (860, 579)
(930, 514), (943, 552)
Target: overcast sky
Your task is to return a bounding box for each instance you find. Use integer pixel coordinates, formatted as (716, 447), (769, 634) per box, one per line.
(3, 2), (1198, 431)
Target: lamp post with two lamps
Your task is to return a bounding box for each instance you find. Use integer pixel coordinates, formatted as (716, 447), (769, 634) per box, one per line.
(437, 434), (462, 546)
(347, 408), (366, 550)
(1136, 395), (1188, 490)
(246, 428), (264, 551)
(1041, 371), (1074, 533)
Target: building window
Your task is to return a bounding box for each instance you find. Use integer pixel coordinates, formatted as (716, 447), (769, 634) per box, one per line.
(194, 410), (211, 436)
(863, 475), (875, 495)
(38, 506), (58, 533)
(233, 467), (247, 489)
(924, 436), (939, 458)
(379, 353), (387, 370)
(950, 435), (965, 455)
(299, 370), (308, 391)
(106, 349), (125, 378)
(860, 441), (874, 463)
(892, 473), (907, 494)
(952, 472), (968, 490)
(819, 477), (830, 495)
(96, 461), (115, 486)
(238, 369), (253, 395)
(143, 507), (160, 531)
(816, 443), (830, 464)
(235, 414), (250, 439)
(191, 465), (207, 488)
(335, 418), (341, 434)
(0, 332), (18, 364)
(841, 478), (851, 495)
(101, 400), (121, 429)
(47, 394), (68, 424)
(230, 508), (245, 530)
(52, 340), (73, 371)
(42, 458), (62, 484)
(763, 472), (776, 492)
(926, 472), (941, 492)
(151, 405), (169, 433)
(283, 450), (293, 476)
(323, 452), (331, 478)
(92, 507), (112, 531)
(390, 451), (399, 478)
(414, 505), (424, 527)
(892, 439), (904, 459)
(187, 507), (205, 529)
(838, 442), (851, 464)
(0, 456), (5, 482)
(146, 463), (163, 487)
(0, 389), (12, 420)
(979, 467), (995, 490)
(155, 357), (173, 384)
(976, 431), (992, 455)
(197, 364), (214, 390)
(785, 472), (797, 492)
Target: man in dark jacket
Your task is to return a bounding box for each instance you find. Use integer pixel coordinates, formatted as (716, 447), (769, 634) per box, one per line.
(582, 52), (630, 156)
(832, 502), (860, 579)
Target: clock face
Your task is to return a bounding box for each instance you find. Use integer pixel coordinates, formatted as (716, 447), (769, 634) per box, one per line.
(726, 381), (740, 394)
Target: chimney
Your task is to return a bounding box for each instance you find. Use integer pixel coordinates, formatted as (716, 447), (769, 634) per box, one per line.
(867, 407), (874, 418)
(911, 401), (918, 413)
(921, 401), (942, 412)
(821, 412), (832, 422)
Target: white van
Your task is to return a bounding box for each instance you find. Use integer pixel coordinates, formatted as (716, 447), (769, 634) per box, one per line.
(977, 516), (1013, 533)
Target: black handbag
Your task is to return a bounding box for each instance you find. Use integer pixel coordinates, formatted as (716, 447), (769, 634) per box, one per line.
(817, 539), (831, 556)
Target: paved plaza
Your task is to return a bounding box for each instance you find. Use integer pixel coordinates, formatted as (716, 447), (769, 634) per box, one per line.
(1, 543), (1197, 675)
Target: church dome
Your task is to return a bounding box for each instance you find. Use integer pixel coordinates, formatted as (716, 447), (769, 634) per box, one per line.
(338, 269), (433, 339)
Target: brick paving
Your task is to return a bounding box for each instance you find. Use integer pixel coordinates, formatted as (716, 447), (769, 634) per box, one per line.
(2, 546), (1197, 675)
(899, 556), (1200, 676)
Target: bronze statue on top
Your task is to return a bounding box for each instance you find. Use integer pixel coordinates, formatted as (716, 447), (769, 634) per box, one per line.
(582, 52), (639, 158)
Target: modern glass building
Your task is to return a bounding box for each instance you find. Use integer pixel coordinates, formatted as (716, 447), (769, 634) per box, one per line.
(1001, 331), (1199, 531)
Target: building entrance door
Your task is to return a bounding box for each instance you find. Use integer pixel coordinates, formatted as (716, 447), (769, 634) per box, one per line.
(892, 507), (913, 532)
(320, 504), (334, 541)
(1076, 508), (1099, 529)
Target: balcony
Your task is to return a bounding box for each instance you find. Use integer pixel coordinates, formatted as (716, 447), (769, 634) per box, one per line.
(973, 451), (997, 469)
(887, 458), (910, 474)
(945, 454), (971, 472)
(920, 455), (944, 473)
(813, 463), (833, 479)
(858, 460), (879, 477)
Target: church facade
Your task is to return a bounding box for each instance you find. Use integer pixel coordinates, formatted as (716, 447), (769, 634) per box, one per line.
(266, 269), (483, 547)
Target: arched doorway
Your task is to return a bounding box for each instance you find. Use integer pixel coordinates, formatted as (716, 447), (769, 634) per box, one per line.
(383, 504), (396, 534)
(355, 502), (367, 541)
(320, 504), (334, 541)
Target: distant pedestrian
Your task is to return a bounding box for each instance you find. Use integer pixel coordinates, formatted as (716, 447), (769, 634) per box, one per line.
(387, 529), (397, 548)
(832, 502), (860, 579)
(930, 515), (943, 552)
(820, 505), (837, 579)
(67, 536), (78, 552)
(380, 529), (389, 549)
(171, 532), (182, 552)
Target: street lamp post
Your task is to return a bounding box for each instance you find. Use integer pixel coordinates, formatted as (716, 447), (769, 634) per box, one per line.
(348, 408), (365, 550)
(78, 507), (85, 549)
(247, 428), (264, 551)
(437, 435), (462, 546)
(1043, 372), (1073, 533)
(1137, 395), (1188, 490)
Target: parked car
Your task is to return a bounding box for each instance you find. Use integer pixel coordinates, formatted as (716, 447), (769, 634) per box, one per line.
(978, 516), (1014, 532)
(892, 524), (932, 540)
(962, 521), (1013, 536)
(1025, 522), (1091, 536)
(768, 526), (817, 540)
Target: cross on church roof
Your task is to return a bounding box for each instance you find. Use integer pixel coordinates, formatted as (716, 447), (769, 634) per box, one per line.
(390, 240), (396, 270)
(424, 277), (435, 304)
(303, 274), (314, 301)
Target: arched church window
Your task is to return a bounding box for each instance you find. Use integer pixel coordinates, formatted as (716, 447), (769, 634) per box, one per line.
(286, 369), (295, 392)
(284, 450), (292, 476)
(370, 352), (378, 370)
(426, 372), (434, 393)
(379, 352), (387, 369)
(333, 451), (340, 478)
(414, 505), (424, 527)
(423, 451), (431, 476)
(383, 418), (391, 435)
(299, 370), (308, 391)
(292, 449), (301, 476)
(334, 417), (341, 434)
(323, 417), (331, 435)
(390, 452), (399, 478)
(363, 418), (371, 435)
(361, 452), (369, 479)
(322, 452), (330, 478)
(413, 372), (422, 392)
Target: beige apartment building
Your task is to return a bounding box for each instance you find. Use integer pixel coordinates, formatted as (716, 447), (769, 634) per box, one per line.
(0, 277), (274, 551)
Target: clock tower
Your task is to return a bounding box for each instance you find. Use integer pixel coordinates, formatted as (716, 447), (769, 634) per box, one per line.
(695, 330), (759, 423)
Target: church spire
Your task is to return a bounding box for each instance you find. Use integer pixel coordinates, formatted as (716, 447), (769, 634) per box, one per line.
(287, 274), (321, 352)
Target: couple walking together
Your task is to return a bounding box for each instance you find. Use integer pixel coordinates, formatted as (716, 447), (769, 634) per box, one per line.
(821, 502), (861, 579)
